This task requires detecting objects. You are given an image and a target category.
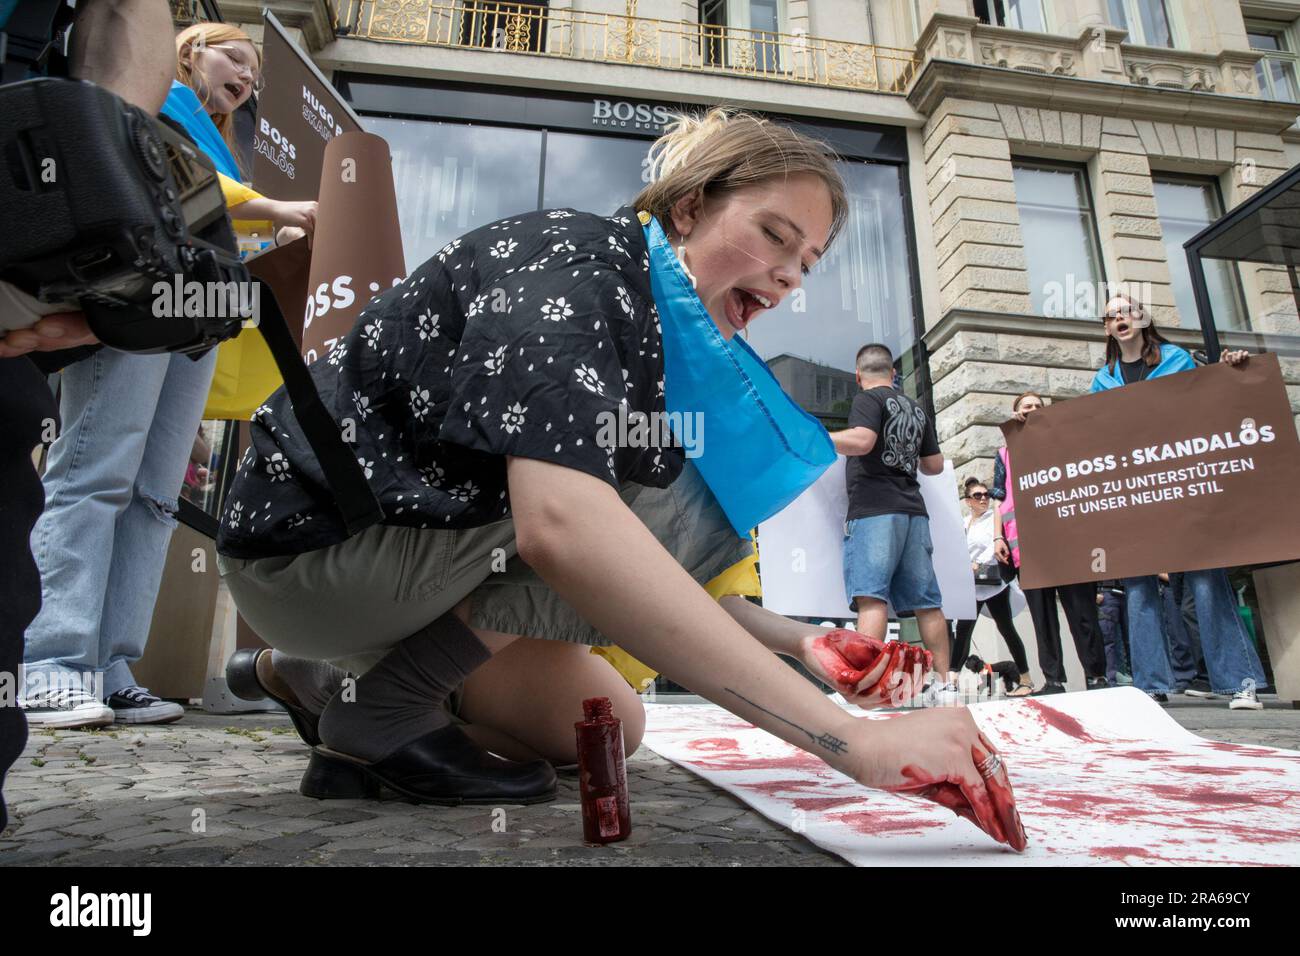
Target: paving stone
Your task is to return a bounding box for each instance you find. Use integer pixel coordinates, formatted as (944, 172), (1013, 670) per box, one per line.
(2, 702), (1294, 866)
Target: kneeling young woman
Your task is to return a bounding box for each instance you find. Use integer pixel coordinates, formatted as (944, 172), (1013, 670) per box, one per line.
(216, 111), (1025, 849)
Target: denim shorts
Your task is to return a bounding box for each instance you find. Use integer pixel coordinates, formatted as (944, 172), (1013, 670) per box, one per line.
(842, 512), (943, 615)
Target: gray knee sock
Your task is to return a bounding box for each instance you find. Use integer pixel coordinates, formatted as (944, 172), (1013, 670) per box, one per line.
(269, 651), (348, 715)
(317, 614), (491, 761)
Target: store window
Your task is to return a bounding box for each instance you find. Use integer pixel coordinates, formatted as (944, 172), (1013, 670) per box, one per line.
(1107, 0), (1175, 48)
(1012, 160), (1106, 319)
(974, 0), (1047, 32)
(365, 116), (544, 268)
(1153, 174), (1248, 331)
(744, 160), (919, 418)
(343, 75), (924, 411)
(1248, 23), (1300, 103)
(541, 131), (651, 214)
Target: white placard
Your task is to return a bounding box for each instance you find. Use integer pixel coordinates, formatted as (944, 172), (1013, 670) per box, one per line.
(757, 457), (976, 621)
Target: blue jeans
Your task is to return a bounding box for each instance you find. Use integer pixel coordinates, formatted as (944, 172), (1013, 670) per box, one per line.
(843, 512), (943, 614)
(24, 347), (217, 698)
(1096, 589), (1129, 683)
(1123, 569), (1266, 696)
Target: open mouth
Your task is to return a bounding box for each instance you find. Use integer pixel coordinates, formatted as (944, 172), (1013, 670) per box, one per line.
(724, 287), (774, 332)
(1114, 321), (1131, 335)
(224, 82), (243, 99)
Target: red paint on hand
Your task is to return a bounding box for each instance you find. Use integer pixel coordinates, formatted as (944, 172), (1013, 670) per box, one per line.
(889, 744), (1029, 852)
(809, 630), (886, 693)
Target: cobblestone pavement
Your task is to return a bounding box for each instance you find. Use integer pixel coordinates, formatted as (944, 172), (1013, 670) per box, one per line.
(1, 697), (1296, 867)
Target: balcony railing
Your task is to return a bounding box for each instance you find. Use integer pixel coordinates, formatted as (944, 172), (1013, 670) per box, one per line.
(333, 1), (919, 94)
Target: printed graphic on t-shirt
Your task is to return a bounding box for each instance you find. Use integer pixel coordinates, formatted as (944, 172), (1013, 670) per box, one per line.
(880, 396), (928, 478)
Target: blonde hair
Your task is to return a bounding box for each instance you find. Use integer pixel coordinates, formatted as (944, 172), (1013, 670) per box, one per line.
(175, 23), (261, 161)
(633, 108), (848, 252)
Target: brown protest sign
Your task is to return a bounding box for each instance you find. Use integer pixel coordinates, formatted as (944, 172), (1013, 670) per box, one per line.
(300, 131), (406, 362)
(251, 11), (361, 201)
(1002, 354), (1300, 589)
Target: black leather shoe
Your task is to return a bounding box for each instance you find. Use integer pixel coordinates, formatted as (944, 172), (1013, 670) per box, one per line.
(225, 647), (321, 747)
(1032, 681), (1065, 696)
(302, 725), (558, 805)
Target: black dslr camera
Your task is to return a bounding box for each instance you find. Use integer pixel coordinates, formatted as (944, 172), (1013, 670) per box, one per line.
(0, 77), (249, 354)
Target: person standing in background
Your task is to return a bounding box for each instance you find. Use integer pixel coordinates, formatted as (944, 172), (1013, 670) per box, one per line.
(829, 343), (952, 705)
(991, 391), (1109, 696)
(954, 477), (1033, 696)
(18, 20), (315, 729)
(1095, 581), (1132, 686)
(1089, 293), (1266, 709)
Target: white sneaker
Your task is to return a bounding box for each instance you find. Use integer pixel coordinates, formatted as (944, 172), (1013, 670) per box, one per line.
(921, 682), (961, 708)
(1228, 686), (1264, 711)
(19, 689), (114, 729)
(107, 686), (184, 725)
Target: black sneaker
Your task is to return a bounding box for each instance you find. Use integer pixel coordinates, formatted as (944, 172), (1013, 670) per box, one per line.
(1032, 682), (1065, 696)
(1149, 692), (1169, 704)
(1183, 678), (1216, 699)
(1086, 677), (1110, 690)
(107, 686), (184, 725)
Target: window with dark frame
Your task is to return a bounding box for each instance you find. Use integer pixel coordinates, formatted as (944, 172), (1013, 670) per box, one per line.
(1011, 159), (1107, 319)
(973, 0), (1047, 32)
(1152, 173), (1250, 332)
(1107, 0), (1175, 48)
(458, 0), (549, 53)
(699, 0), (782, 73)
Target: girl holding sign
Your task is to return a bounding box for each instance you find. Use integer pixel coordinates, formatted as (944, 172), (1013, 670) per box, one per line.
(1089, 294), (1266, 710)
(216, 111), (1027, 850)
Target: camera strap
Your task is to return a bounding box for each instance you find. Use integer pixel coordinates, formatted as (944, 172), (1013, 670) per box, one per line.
(0, 0), (68, 84)
(255, 287), (385, 536)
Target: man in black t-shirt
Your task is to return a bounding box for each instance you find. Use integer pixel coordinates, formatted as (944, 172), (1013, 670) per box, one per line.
(829, 344), (951, 701)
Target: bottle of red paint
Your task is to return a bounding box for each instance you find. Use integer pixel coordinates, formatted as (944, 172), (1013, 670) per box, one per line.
(575, 696), (631, 844)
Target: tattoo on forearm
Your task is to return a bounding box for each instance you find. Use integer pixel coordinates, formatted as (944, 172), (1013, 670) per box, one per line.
(725, 688), (848, 755)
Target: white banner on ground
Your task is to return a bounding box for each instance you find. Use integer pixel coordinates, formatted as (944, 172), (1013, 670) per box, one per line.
(757, 457), (976, 621)
(642, 689), (1300, 866)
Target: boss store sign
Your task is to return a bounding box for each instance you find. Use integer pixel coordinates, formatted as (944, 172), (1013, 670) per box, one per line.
(336, 74), (909, 161)
(591, 99), (674, 131)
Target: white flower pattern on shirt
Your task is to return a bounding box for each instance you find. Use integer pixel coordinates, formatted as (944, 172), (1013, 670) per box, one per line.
(540, 297), (574, 321)
(417, 311), (439, 340)
(501, 402), (527, 434)
(574, 364), (606, 395)
(265, 453), (291, 482)
(216, 205), (682, 561)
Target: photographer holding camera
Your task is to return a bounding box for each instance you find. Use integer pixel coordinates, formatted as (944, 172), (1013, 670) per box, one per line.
(0, 0), (183, 832)
(12, 16), (316, 732)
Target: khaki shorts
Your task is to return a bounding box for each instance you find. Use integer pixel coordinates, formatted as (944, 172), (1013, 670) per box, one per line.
(217, 459), (751, 675)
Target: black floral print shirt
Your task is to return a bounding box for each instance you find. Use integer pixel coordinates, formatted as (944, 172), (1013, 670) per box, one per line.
(216, 205), (684, 559)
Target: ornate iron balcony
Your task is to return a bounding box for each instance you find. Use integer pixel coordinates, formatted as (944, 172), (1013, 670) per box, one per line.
(332, 1), (918, 93)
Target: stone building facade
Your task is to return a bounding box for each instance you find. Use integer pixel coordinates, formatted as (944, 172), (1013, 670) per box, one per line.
(909, 1), (1300, 485)
(213, 0), (1300, 491)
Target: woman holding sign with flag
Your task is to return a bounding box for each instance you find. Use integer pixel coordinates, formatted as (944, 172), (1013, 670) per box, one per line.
(1089, 293), (1267, 710)
(215, 110), (1027, 850)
